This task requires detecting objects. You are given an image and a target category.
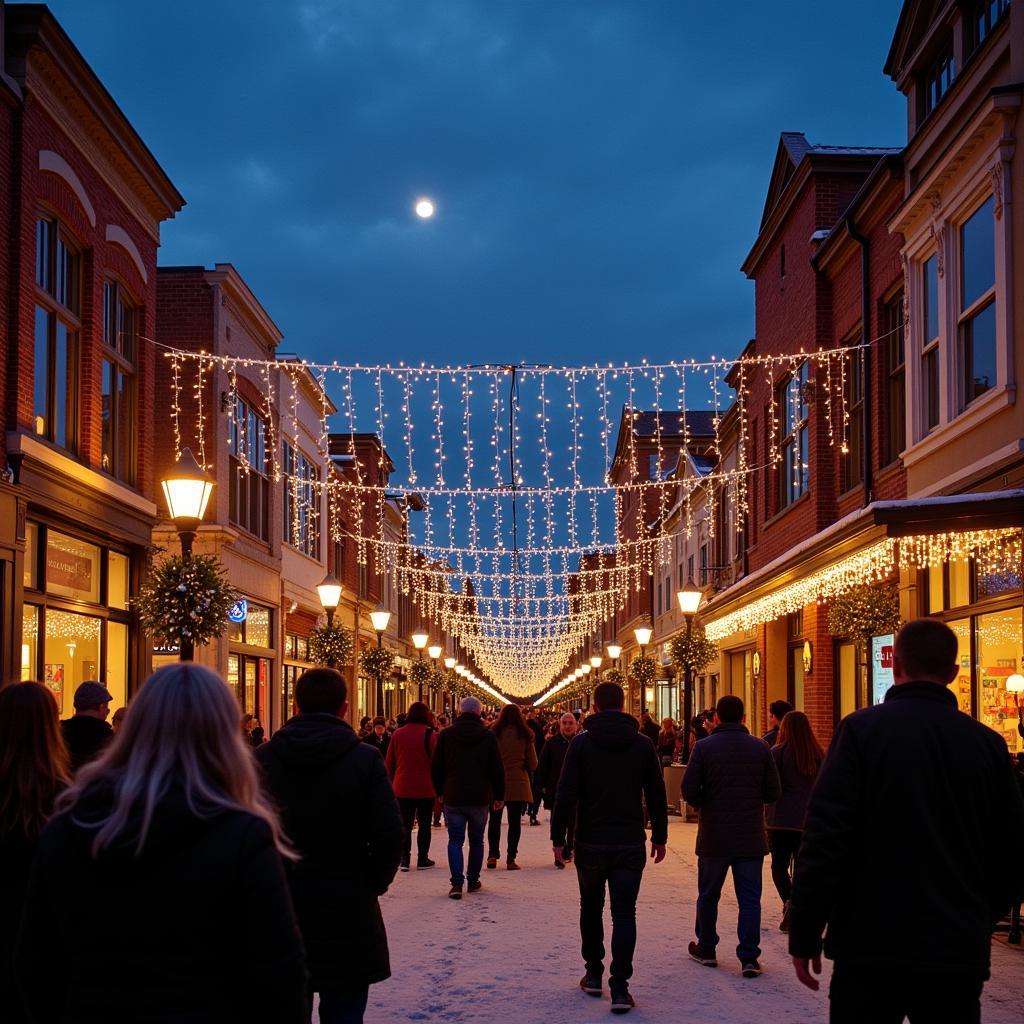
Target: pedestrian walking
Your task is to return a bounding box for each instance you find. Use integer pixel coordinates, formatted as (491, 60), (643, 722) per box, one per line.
(789, 619), (1024, 1023)
(536, 711), (578, 868)
(362, 716), (390, 758)
(525, 708), (546, 825)
(682, 693), (781, 979)
(762, 699), (793, 747)
(487, 703), (538, 869)
(552, 680), (668, 1014)
(639, 709), (660, 745)
(0, 682), (69, 1024)
(385, 701), (439, 872)
(258, 667), (403, 1024)
(765, 711), (823, 932)
(656, 717), (678, 763)
(60, 680), (114, 773)
(17, 663), (307, 1023)
(430, 696), (505, 899)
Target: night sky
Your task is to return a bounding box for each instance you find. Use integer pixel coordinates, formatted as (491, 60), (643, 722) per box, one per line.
(48, 0), (904, 370)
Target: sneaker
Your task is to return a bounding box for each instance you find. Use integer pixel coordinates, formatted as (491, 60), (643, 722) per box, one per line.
(506, 859), (521, 870)
(610, 985), (635, 1014)
(417, 858), (435, 869)
(399, 859), (410, 872)
(579, 972), (603, 997)
(554, 858), (565, 870)
(688, 941), (717, 968)
(467, 879), (482, 893)
(779, 900), (791, 933)
(486, 856), (498, 869)
(448, 885), (462, 900)
(741, 960), (762, 978)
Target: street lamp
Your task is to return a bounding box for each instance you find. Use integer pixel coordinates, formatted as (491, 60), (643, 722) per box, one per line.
(633, 625), (653, 654)
(426, 643), (442, 707)
(370, 604), (391, 716)
(411, 629), (429, 701)
(160, 447), (215, 661)
(443, 656), (456, 715)
(315, 571), (343, 667)
(676, 578), (704, 763)
(590, 655), (603, 670)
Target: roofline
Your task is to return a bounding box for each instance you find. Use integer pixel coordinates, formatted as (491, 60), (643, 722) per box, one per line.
(202, 263), (283, 350)
(883, 0), (918, 79)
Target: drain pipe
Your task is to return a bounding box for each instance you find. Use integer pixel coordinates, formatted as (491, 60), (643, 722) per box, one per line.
(847, 214), (872, 505)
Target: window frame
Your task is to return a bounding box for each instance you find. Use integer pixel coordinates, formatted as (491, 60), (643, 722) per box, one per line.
(919, 253), (941, 435)
(228, 394), (271, 542)
(777, 362), (810, 509)
(881, 290), (906, 465)
(956, 194), (997, 411)
(843, 334), (865, 490)
(283, 440), (321, 560)
(100, 279), (138, 484)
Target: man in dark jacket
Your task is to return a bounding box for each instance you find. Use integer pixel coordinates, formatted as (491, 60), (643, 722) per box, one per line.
(525, 708), (547, 825)
(762, 698), (792, 747)
(257, 668), (403, 1024)
(552, 681), (668, 1014)
(430, 696), (505, 899)
(789, 619), (1024, 1023)
(682, 693), (781, 978)
(362, 716), (390, 758)
(61, 681), (114, 773)
(639, 710), (661, 745)
(536, 711), (578, 867)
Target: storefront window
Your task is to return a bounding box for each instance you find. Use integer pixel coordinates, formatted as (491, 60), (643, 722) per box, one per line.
(948, 560), (970, 609)
(927, 563), (944, 613)
(24, 522), (39, 589)
(43, 609), (106, 717)
(45, 530), (101, 603)
(108, 551), (129, 610)
(978, 562), (1022, 600)
(247, 606), (271, 648)
(977, 608), (1023, 753)
(838, 641), (858, 718)
(22, 606), (39, 681)
(949, 617), (973, 715)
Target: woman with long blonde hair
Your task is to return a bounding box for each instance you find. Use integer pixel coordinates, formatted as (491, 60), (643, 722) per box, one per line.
(15, 663), (307, 1022)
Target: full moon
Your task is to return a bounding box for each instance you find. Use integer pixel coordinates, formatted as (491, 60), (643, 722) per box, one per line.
(414, 198), (435, 219)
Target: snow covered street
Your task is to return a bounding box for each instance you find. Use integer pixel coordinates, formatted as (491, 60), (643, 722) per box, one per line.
(349, 814), (1024, 1024)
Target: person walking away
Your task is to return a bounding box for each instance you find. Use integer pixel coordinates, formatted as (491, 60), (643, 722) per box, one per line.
(789, 619), (1024, 1023)
(258, 667), (402, 1024)
(60, 681), (114, 773)
(0, 683), (69, 1024)
(682, 694), (781, 979)
(385, 701), (438, 871)
(763, 699), (793, 747)
(362, 716), (390, 758)
(639, 710), (660, 746)
(552, 681), (667, 1014)
(487, 704), (537, 869)
(431, 696), (505, 899)
(535, 712), (577, 868)
(765, 711), (822, 933)
(525, 708), (546, 825)
(656, 718), (678, 764)
(17, 664), (307, 1023)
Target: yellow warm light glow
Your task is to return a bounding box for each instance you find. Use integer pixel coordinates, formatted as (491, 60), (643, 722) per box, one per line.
(677, 581), (703, 616)
(316, 572), (342, 610)
(634, 626), (653, 647)
(427, 644), (443, 660)
(590, 656), (602, 669)
(161, 447), (214, 523)
(411, 631), (429, 650)
(606, 644), (621, 659)
(370, 606), (392, 633)
(444, 657), (457, 669)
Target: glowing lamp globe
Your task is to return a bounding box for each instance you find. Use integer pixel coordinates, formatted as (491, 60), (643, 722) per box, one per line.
(444, 657), (457, 670)
(316, 572), (342, 611)
(369, 606), (392, 633)
(677, 579), (703, 616)
(411, 631), (429, 651)
(428, 645), (443, 661)
(590, 655), (603, 669)
(161, 447), (214, 525)
(634, 626), (653, 648)
(607, 644), (622, 660)
(1007, 674), (1024, 694)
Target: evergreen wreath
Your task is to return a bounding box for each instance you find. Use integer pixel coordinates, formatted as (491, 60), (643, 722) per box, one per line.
(630, 655), (657, 687)
(827, 582), (902, 646)
(409, 660), (433, 689)
(308, 626), (355, 666)
(430, 667), (448, 691)
(136, 552), (235, 649)
(359, 645), (395, 678)
(603, 668), (625, 687)
(670, 626), (719, 674)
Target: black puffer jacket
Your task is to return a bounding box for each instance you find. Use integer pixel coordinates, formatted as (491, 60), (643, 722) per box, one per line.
(430, 713), (505, 806)
(16, 784), (307, 1023)
(257, 714), (403, 990)
(535, 733), (571, 810)
(551, 711), (667, 848)
(682, 722), (781, 858)
(789, 682), (1024, 979)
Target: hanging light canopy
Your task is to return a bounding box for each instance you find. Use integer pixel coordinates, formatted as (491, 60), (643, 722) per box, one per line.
(161, 447), (214, 525)
(316, 572), (343, 611)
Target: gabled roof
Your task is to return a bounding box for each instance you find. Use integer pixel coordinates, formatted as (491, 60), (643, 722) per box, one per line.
(760, 133), (813, 229)
(608, 407), (717, 483)
(884, 0), (945, 81)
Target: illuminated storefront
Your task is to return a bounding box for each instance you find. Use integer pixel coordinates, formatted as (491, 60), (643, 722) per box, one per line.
(225, 599), (275, 724)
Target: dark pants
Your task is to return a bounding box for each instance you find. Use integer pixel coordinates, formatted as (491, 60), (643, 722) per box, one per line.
(488, 800), (526, 860)
(575, 843), (646, 986)
(398, 797), (434, 863)
(528, 774), (542, 818)
(829, 962), (983, 1024)
(695, 856), (763, 962)
(562, 809), (576, 857)
(311, 986), (369, 1024)
(768, 828), (802, 903)
(444, 805), (488, 886)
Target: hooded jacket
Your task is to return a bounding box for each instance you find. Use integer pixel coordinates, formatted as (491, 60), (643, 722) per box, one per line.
(257, 714), (403, 990)
(16, 784), (307, 1023)
(551, 710), (667, 848)
(430, 713), (505, 807)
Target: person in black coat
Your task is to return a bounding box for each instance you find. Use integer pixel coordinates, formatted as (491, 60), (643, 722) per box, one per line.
(682, 694), (781, 977)
(60, 681), (114, 773)
(536, 712), (578, 866)
(525, 709), (547, 825)
(551, 682), (668, 1012)
(362, 716), (390, 758)
(16, 663), (307, 1024)
(258, 669), (403, 1022)
(762, 698), (793, 748)
(789, 619), (1024, 1022)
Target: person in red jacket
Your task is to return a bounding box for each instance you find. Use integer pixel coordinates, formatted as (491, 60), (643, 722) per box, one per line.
(385, 702), (439, 871)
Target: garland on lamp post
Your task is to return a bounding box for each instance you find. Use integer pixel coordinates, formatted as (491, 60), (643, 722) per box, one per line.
(136, 552), (235, 654)
(359, 645), (395, 679)
(603, 668), (625, 687)
(669, 626), (719, 676)
(308, 626), (355, 667)
(827, 583), (902, 646)
(630, 655), (657, 688)
(410, 660), (433, 691)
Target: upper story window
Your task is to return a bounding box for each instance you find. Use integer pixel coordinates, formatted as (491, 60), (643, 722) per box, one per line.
(921, 254), (940, 432)
(967, 0), (1010, 55)
(648, 453), (660, 480)
(229, 395), (270, 541)
(958, 195), (996, 408)
(101, 282), (137, 484)
(283, 441), (320, 559)
(882, 292), (906, 464)
(843, 339), (864, 490)
(34, 217), (80, 450)
(778, 362), (809, 508)
(920, 36), (955, 121)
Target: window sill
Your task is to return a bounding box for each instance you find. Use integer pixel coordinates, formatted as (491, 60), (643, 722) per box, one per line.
(761, 490), (811, 532)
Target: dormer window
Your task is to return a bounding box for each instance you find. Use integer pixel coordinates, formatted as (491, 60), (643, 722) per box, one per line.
(920, 36), (955, 121)
(967, 0), (1010, 56)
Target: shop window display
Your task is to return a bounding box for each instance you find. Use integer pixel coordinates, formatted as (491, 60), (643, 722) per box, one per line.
(949, 618), (973, 715)
(977, 608), (1023, 753)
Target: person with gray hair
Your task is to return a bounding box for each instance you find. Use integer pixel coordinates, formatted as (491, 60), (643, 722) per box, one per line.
(431, 695), (505, 898)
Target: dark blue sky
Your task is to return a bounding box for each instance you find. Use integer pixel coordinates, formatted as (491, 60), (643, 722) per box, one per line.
(51, 0), (904, 369)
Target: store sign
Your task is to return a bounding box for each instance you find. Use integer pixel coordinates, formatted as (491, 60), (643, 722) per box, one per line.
(871, 633), (895, 704)
(228, 599), (249, 624)
(152, 642), (180, 656)
(46, 544), (93, 593)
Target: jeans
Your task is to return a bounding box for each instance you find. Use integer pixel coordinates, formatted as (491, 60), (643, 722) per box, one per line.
(488, 800), (526, 860)
(829, 962), (983, 1024)
(444, 805), (489, 886)
(695, 855), (764, 962)
(768, 828), (802, 903)
(398, 797), (435, 863)
(312, 986), (369, 1024)
(528, 773), (542, 818)
(575, 843), (646, 986)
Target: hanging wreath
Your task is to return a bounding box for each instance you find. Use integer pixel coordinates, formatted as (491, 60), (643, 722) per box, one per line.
(630, 655), (657, 687)
(827, 582), (901, 646)
(670, 626), (719, 674)
(359, 645), (395, 678)
(136, 553), (235, 649)
(603, 668), (625, 687)
(308, 626), (354, 667)
(410, 660), (433, 689)
(430, 667), (448, 691)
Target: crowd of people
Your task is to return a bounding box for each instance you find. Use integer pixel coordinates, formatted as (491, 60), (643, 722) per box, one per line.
(0, 618), (1022, 1023)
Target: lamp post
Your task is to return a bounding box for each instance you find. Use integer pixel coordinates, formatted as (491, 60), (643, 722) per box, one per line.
(676, 578), (704, 763)
(316, 572), (343, 666)
(634, 624), (653, 715)
(160, 447), (214, 661)
(411, 629), (429, 701)
(369, 604), (391, 717)
(427, 643), (442, 707)
(444, 656), (456, 715)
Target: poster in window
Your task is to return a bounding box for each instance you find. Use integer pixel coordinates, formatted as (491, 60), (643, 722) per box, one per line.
(44, 663), (64, 703)
(871, 634), (894, 705)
